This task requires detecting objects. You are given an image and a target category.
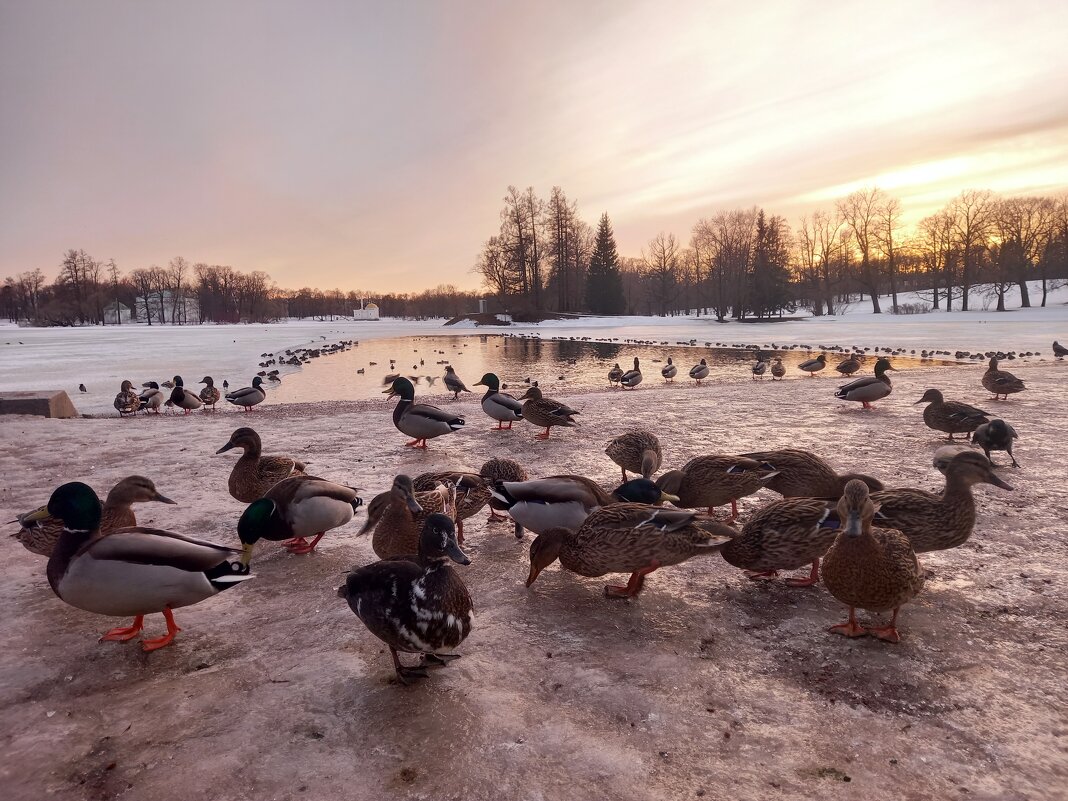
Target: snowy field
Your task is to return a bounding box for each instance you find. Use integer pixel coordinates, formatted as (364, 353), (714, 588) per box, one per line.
(1, 282), (1066, 416)
(1, 357), (1064, 800)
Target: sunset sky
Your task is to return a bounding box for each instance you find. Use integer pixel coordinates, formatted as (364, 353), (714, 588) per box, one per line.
(2, 1), (1067, 292)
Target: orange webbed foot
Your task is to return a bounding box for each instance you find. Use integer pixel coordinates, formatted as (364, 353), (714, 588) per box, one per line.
(100, 615), (145, 642)
(867, 625), (901, 643)
(829, 621), (867, 638)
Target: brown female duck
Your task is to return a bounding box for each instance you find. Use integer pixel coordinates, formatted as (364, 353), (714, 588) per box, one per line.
(14, 476), (176, 557)
(739, 448), (883, 498)
(821, 479), (925, 643)
(982, 358), (1026, 400)
(360, 475), (456, 559)
(915, 388), (990, 440)
(413, 470), (490, 541)
(721, 497), (837, 587)
(519, 385), (579, 439)
(217, 427), (306, 503)
(605, 429), (663, 481)
(655, 455), (779, 519)
(526, 504), (735, 598)
(870, 451), (1013, 553)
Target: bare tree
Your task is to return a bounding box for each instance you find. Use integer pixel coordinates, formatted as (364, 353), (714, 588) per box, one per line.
(948, 190), (994, 311)
(876, 195), (904, 312)
(642, 232), (680, 315)
(994, 196), (1055, 308)
(837, 188), (884, 312)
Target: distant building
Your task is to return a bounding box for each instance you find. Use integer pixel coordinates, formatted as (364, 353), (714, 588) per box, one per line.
(353, 299), (380, 320)
(136, 291), (201, 324)
(104, 302), (133, 324)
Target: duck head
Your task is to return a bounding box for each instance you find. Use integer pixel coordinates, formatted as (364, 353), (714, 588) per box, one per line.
(526, 528), (569, 586)
(873, 358), (896, 376)
(418, 513), (469, 565)
(217, 426), (261, 455)
(383, 376), (416, 400)
(237, 498), (279, 564)
(836, 479), (877, 538)
(119, 380), (134, 392)
(519, 386), (543, 401)
(473, 373), (501, 391)
(200, 376), (214, 386)
(23, 482), (102, 533)
(106, 475), (176, 506)
(391, 475), (423, 514)
(251, 376), (264, 389)
(173, 376), (184, 387)
(945, 451), (1013, 490)
(915, 388), (944, 405)
(612, 478), (678, 505)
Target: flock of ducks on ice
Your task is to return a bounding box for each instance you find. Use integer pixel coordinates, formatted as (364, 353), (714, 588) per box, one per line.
(9, 338), (1053, 685)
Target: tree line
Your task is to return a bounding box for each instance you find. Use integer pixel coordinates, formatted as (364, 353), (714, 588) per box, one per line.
(1, 254), (482, 325)
(474, 185), (1068, 317)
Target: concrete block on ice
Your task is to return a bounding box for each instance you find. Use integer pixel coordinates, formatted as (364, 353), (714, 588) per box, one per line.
(0, 390), (79, 419)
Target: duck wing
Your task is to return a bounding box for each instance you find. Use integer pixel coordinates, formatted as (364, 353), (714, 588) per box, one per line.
(84, 527), (240, 572)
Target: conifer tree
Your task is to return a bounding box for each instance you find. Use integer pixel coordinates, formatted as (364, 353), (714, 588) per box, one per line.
(586, 213), (625, 314)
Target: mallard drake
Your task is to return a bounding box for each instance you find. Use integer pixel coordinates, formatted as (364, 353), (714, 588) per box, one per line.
(751, 358), (767, 379)
(689, 358), (709, 384)
(114, 380), (140, 416)
(473, 372), (523, 430)
(1053, 340), (1068, 359)
(490, 476), (673, 537)
(164, 375), (203, 414)
(480, 457), (528, 523)
(869, 451), (1012, 553)
(526, 504), (734, 597)
(620, 358), (643, 388)
(25, 482), (252, 651)
(798, 353), (827, 376)
(932, 444), (975, 474)
(655, 456), (779, 519)
(972, 419), (1020, 467)
(237, 475), (363, 561)
(661, 358), (678, 382)
(518, 385), (578, 439)
(339, 513), (471, 684)
(225, 377), (266, 412)
(14, 475), (176, 557)
(384, 376), (464, 448)
(915, 388), (989, 440)
(821, 479), (925, 643)
(835, 355), (862, 376)
(770, 358), (785, 380)
(199, 376), (221, 410)
(982, 358), (1026, 400)
(360, 474), (455, 558)
(834, 357), (895, 409)
(138, 381), (165, 414)
(605, 430), (663, 481)
(721, 497), (836, 586)
(443, 366), (469, 400)
(739, 448), (883, 498)
(608, 363), (624, 386)
(216, 426), (307, 503)
(413, 471), (489, 541)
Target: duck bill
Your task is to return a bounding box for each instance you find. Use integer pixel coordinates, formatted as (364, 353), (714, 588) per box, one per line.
(986, 473), (1014, 491)
(473, 380), (485, 387)
(406, 495), (424, 514)
(154, 494), (177, 505)
(658, 491), (681, 504)
(21, 506), (50, 524)
(240, 543), (255, 566)
(446, 541), (471, 565)
(381, 386), (397, 396)
(216, 442), (236, 454)
(844, 512), (863, 537)
(525, 564), (543, 587)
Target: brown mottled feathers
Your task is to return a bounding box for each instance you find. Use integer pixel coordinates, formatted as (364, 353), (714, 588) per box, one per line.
(605, 430), (663, 479)
(738, 449), (883, 498)
(655, 455), (776, 508)
(722, 498), (835, 572)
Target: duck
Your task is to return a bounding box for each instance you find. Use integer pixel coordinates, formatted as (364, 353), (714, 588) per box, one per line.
(166, 376), (203, 414)
(339, 513), (472, 685)
(216, 426), (307, 503)
(526, 504), (735, 598)
(1054, 340), (1068, 359)
(360, 474), (455, 558)
(932, 444), (975, 475)
(199, 376), (221, 410)
(835, 355), (862, 376)
(384, 376), (464, 448)
(770, 358), (785, 380)
(490, 476), (674, 537)
(473, 372), (523, 430)
(480, 457), (528, 525)
(443, 366), (469, 400)
(689, 358), (709, 385)
(24, 482), (253, 652)
(138, 381), (165, 414)
(821, 479), (924, 643)
(655, 456), (779, 519)
(982, 358), (1026, 400)
(751, 357), (767, 379)
(113, 380), (140, 416)
(834, 357), (895, 409)
(721, 497), (837, 586)
(972, 419), (1020, 467)
(225, 377), (266, 412)
(14, 475), (177, 557)
(620, 358), (643, 388)
(914, 388), (990, 440)
(518, 385), (578, 439)
(237, 475), (363, 561)
(798, 353), (827, 376)
(661, 357), (678, 382)
(605, 430), (663, 481)
(607, 363), (624, 386)
(869, 451), (1012, 553)
(413, 471), (489, 542)
(739, 448), (883, 498)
